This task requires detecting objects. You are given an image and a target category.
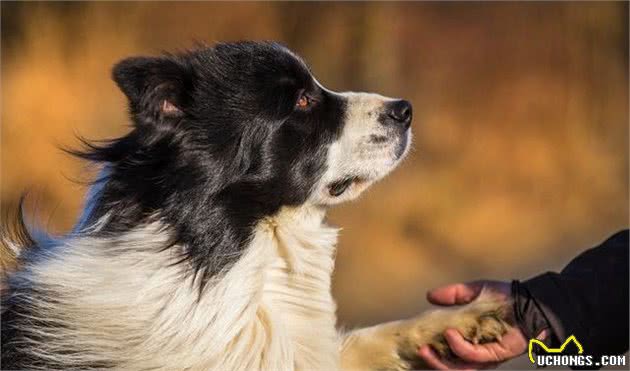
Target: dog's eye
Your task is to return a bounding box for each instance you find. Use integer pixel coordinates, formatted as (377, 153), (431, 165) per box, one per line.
(296, 90), (310, 109)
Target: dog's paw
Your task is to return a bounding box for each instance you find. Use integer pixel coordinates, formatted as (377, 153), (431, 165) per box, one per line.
(340, 292), (512, 371)
(470, 311), (509, 344)
(426, 309), (509, 359)
(397, 292), (511, 368)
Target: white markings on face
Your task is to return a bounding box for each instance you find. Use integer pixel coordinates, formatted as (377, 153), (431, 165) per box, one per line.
(311, 90), (412, 205)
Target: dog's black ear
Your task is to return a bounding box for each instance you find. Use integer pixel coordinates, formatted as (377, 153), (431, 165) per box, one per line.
(112, 56), (191, 119)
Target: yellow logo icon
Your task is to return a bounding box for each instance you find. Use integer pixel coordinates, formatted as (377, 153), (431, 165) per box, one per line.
(528, 335), (584, 364)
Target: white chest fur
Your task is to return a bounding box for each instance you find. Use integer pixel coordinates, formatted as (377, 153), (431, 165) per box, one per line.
(23, 206), (341, 371)
(258, 206), (340, 371)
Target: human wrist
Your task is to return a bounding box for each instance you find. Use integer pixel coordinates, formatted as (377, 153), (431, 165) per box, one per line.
(511, 280), (552, 341)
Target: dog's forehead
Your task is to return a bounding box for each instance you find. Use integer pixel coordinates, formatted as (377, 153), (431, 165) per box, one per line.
(276, 45), (308, 68)
(206, 42), (309, 77)
(258, 44), (310, 76)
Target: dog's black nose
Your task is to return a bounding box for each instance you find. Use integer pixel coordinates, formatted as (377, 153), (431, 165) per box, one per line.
(386, 100), (412, 129)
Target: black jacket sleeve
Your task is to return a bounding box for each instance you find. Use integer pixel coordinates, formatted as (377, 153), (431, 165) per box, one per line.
(513, 230), (629, 360)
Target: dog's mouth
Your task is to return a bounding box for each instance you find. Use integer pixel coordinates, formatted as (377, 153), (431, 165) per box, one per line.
(328, 176), (367, 197)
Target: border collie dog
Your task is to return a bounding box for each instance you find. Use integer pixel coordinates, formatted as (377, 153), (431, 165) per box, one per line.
(1, 41), (509, 371)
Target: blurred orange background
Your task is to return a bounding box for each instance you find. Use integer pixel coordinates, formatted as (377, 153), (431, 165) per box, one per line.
(1, 2), (628, 367)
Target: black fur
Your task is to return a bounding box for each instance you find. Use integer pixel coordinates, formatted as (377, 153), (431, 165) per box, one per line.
(66, 42), (345, 286)
(1, 41), (355, 370)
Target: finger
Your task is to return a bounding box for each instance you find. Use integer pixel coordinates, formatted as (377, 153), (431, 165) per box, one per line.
(418, 346), (451, 370)
(427, 282), (485, 306)
(418, 346), (482, 370)
(443, 329), (509, 363)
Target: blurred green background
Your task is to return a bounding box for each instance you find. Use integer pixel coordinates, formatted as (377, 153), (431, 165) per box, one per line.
(1, 2), (628, 368)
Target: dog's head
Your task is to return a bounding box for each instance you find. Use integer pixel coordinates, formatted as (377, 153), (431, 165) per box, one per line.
(112, 41), (412, 209)
(87, 41), (413, 280)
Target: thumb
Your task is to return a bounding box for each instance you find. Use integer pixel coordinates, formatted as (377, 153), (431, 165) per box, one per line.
(427, 281), (486, 306)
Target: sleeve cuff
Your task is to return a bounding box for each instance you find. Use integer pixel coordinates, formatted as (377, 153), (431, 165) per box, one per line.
(521, 272), (589, 350)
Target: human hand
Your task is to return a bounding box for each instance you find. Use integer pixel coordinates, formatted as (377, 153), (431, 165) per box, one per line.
(417, 281), (546, 370)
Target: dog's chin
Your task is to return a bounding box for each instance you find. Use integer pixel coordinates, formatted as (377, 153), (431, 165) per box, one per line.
(317, 176), (373, 205)
(315, 130), (412, 206)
